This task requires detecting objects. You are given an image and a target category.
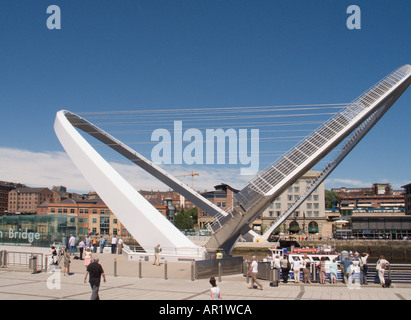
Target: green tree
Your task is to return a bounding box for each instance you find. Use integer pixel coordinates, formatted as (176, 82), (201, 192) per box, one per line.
(325, 190), (340, 209)
(174, 208), (198, 230)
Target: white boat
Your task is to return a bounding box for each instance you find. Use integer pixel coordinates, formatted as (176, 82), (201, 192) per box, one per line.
(268, 247), (347, 280)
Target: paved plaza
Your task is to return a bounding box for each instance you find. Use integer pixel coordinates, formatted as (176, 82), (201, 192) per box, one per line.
(0, 252), (410, 301)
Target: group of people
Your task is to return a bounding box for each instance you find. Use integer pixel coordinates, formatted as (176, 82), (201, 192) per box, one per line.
(66, 234), (124, 259)
(250, 251), (390, 288)
(50, 239), (107, 300)
(50, 245), (72, 276)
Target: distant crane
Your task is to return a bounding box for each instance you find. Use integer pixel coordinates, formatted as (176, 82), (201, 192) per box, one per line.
(175, 170), (199, 189)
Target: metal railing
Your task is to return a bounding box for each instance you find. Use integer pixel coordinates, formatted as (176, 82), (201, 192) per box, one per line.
(0, 250), (44, 271)
(245, 261), (411, 284)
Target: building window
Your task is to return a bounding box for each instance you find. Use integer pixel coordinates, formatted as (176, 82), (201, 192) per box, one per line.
(100, 216), (110, 235)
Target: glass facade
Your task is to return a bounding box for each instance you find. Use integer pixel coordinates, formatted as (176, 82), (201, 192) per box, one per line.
(0, 214), (78, 248)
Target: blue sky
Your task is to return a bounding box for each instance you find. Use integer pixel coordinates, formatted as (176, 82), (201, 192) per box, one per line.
(0, 0), (410, 193)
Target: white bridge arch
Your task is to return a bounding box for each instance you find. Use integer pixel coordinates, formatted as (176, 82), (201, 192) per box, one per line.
(54, 110), (206, 260)
(54, 64), (411, 257)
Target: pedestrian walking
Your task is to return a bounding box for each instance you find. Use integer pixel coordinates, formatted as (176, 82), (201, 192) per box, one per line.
(84, 257), (106, 300)
(111, 235), (118, 254)
(153, 244), (162, 266)
(247, 256), (263, 290)
(359, 252), (369, 285)
(376, 255), (390, 288)
(63, 247), (71, 276)
(209, 277), (222, 300)
(280, 255), (290, 283)
(50, 246), (59, 268)
(84, 247), (92, 267)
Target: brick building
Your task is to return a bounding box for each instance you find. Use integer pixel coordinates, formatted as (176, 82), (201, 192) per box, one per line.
(8, 187), (57, 214)
(0, 181), (26, 215)
(333, 183), (405, 216)
(198, 183), (239, 229)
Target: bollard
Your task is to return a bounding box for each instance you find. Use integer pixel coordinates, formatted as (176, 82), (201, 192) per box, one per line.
(164, 260), (168, 280)
(218, 261), (222, 283)
(114, 259), (118, 277)
(311, 263), (318, 283)
(3, 251), (7, 268)
(30, 254), (37, 274)
(139, 259), (142, 278)
(246, 261), (250, 284)
(191, 261), (195, 281)
(0, 250), (3, 268)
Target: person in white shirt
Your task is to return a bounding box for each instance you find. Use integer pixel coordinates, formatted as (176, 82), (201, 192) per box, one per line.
(111, 236), (117, 254)
(376, 255), (390, 287)
(209, 277), (222, 300)
(117, 237), (123, 254)
(247, 256), (263, 290)
(68, 235), (76, 255)
(292, 258), (302, 283)
(273, 255), (281, 270)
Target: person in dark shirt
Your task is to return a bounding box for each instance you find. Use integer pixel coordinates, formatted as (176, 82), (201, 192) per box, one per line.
(84, 257), (106, 300)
